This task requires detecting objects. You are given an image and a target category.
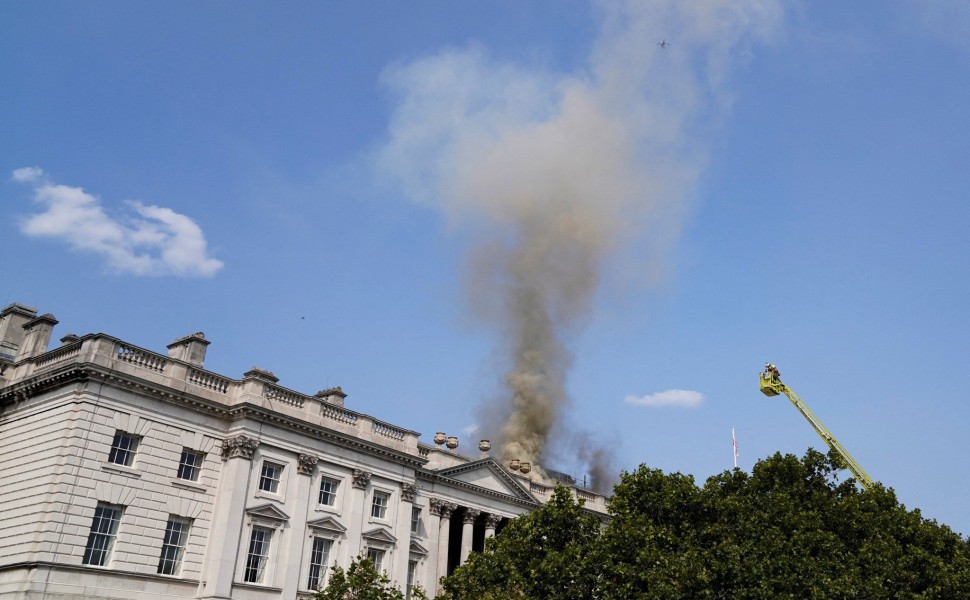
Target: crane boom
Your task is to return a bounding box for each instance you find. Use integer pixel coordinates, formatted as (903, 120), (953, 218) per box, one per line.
(760, 366), (875, 489)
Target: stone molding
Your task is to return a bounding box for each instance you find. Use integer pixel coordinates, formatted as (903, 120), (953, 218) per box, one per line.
(298, 453), (318, 475)
(463, 508), (481, 524)
(352, 469), (372, 489)
(221, 434), (258, 460)
(401, 482), (417, 502)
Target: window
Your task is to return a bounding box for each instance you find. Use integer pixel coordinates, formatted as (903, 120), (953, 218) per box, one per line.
(82, 503), (123, 566)
(406, 559), (418, 599)
(177, 449), (204, 481)
(410, 507), (421, 535)
(107, 431), (139, 466)
(318, 477), (339, 507)
(244, 526), (272, 583)
(306, 537), (333, 590)
(258, 461), (284, 493)
(371, 491), (389, 519)
(157, 516), (191, 575)
(366, 548), (385, 572)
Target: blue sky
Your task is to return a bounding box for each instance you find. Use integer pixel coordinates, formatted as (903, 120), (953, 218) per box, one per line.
(3, 1), (969, 534)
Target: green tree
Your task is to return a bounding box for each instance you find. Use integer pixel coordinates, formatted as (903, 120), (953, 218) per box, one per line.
(598, 448), (970, 599)
(438, 485), (602, 600)
(438, 449), (970, 599)
(315, 556), (427, 600)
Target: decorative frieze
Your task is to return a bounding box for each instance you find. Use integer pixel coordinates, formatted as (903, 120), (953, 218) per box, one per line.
(221, 434), (258, 460)
(298, 453), (318, 475)
(401, 482), (418, 502)
(352, 469), (372, 489)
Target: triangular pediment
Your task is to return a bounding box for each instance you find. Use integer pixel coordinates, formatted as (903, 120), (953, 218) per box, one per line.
(362, 527), (398, 545)
(409, 539), (429, 556)
(307, 515), (347, 536)
(246, 503), (290, 521)
(434, 457), (537, 503)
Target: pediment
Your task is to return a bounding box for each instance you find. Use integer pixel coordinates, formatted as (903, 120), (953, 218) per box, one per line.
(246, 503), (290, 526)
(409, 539), (429, 556)
(434, 457), (537, 503)
(307, 515), (347, 537)
(362, 527), (398, 545)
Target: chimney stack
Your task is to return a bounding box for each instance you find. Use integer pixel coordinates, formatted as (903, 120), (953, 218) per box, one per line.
(0, 303), (38, 361)
(314, 387), (347, 407)
(166, 332), (210, 367)
(15, 313), (59, 361)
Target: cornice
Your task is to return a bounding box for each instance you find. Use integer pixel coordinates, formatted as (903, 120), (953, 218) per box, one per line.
(415, 469), (540, 509)
(0, 362), (428, 470)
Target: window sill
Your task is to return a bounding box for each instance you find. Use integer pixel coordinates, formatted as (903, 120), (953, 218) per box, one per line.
(101, 462), (141, 478)
(314, 504), (340, 515)
(254, 490), (284, 503)
(234, 581), (283, 592)
(171, 479), (207, 493)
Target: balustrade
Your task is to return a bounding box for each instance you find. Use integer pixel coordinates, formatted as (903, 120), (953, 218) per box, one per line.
(264, 384), (305, 408)
(187, 368), (231, 393)
(321, 403), (358, 426)
(530, 482), (550, 495)
(32, 341), (82, 372)
(116, 343), (167, 373)
(372, 420), (406, 441)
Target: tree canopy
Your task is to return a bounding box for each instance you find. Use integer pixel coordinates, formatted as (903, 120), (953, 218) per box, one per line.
(315, 556), (427, 600)
(438, 449), (970, 599)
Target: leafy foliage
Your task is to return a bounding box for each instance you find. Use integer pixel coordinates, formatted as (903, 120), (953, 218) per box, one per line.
(438, 449), (970, 600)
(316, 556), (427, 600)
(439, 485), (602, 600)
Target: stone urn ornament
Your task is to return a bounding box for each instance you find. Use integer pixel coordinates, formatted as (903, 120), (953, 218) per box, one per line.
(478, 439), (491, 457)
(509, 458), (520, 471)
(433, 432), (447, 447)
(446, 436), (459, 451)
(519, 462), (531, 474)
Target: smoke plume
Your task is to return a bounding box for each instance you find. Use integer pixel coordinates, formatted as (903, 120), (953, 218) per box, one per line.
(378, 0), (782, 492)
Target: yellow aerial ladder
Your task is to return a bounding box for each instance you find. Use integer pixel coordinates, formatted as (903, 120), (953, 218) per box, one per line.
(760, 364), (875, 489)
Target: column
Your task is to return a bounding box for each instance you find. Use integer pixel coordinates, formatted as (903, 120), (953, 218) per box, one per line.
(392, 482), (418, 586)
(200, 434), (258, 600)
(280, 453), (318, 599)
(345, 469), (372, 561)
(425, 498), (442, 592)
(433, 499), (456, 585)
(459, 508), (480, 564)
(484, 513), (501, 540)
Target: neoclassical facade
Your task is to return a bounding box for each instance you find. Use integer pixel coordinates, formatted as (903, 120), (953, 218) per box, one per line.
(0, 303), (606, 600)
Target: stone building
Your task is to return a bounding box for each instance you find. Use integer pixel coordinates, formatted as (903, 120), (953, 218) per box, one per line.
(0, 303), (606, 599)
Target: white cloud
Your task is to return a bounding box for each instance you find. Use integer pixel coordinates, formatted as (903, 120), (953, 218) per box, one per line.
(462, 423), (479, 436)
(11, 168), (224, 278)
(625, 389), (704, 408)
(11, 166), (44, 183)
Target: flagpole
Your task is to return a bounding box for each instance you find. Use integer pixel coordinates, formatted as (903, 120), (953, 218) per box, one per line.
(732, 426), (738, 469)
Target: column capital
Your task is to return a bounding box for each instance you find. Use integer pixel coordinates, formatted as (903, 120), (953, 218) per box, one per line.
(352, 469), (372, 489)
(221, 434), (258, 460)
(463, 508), (481, 524)
(484, 513), (502, 529)
(401, 482), (418, 502)
(297, 453), (318, 475)
(430, 498), (457, 518)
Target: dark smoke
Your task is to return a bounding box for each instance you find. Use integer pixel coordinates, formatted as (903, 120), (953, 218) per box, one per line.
(378, 0), (783, 488)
